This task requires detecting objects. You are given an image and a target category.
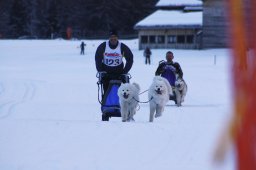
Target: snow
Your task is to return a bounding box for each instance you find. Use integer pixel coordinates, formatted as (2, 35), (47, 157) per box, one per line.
(135, 10), (202, 27)
(156, 0), (202, 7)
(0, 39), (235, 170)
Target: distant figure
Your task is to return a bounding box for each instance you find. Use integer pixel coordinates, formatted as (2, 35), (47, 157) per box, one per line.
(80, 41), (86, 55)
(155, 51), (183, 86)
(155, 51), (183, 102)
(144, 47), (152, 65)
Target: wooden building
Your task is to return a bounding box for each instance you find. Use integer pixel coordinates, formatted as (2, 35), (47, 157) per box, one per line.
(134, 0), (230, 49)
(202, 0), (229, 48)
(134, 10), (202, 50)
(134, 0), (203, 50)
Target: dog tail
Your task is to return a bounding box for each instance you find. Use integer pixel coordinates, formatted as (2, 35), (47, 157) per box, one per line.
(132, 82), (140, 92)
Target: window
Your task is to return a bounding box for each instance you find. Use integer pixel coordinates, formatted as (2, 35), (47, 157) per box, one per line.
(141, 36), (148, 44)
(177, 35), (185, 43)
(157, 35), (165, 44)
(149, 36), (156, 43)
(167, 35), (176, 44)
(186, 35), (194, 44)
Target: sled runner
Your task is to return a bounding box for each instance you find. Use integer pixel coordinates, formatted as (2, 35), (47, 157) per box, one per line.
(97, 72), (131, 121)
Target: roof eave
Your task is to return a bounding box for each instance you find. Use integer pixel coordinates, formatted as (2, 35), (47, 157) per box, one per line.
(134, 25), (202, 30)
(156, 4), (202, 7)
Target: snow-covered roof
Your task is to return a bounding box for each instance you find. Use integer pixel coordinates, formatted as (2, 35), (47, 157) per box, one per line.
(184, 6), (203, 11)
(134, 10), (202, 30)
(156, 0), (202, 7)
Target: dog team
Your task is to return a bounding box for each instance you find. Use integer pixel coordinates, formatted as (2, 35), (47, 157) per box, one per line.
(118, 75), (187, 122)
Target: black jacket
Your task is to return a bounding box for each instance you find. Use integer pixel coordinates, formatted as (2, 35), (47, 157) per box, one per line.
(144, 48), (151, 57)
(155, 60), (183, 78)
(95, 41), (133, 74)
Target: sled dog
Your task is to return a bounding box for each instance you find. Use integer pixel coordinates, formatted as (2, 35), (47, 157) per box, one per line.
(174, 77), (187, 107)
(118, 82), (140, 122)
(148, 76), (173, 122)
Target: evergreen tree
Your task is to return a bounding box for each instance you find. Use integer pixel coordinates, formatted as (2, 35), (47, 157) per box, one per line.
(2, 0), (158, 39)
(24, 0), (40, 37)
(84, 0), (157, 37)
(9, 0), (30, 38)
(0, 0), (12, 38)
(46, 0), (60, 38)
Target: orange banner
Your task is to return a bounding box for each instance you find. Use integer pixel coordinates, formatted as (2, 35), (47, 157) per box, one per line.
(227, 0), (256, 169)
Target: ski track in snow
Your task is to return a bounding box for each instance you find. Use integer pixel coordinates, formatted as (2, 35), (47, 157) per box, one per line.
(0, 80), (37, 119)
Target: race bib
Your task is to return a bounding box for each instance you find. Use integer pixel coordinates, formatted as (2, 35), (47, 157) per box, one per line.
(104, 52), (122, 67)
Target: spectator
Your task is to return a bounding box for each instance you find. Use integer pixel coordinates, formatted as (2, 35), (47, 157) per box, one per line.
(80, 41), (86, 55)
(144, 46), (152, 64)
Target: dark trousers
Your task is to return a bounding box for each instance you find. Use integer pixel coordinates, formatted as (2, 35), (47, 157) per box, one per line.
(80, 49), (84, 55)
(145, 55), (150, 64)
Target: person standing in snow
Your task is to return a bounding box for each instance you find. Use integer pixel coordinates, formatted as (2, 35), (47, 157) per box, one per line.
(95, 29), (134, 93)
(80, 41), (86, 55)
(143, 46), (152, 65)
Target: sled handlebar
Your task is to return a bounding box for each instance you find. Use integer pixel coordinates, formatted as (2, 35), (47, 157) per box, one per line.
(96, 72), (131, 83)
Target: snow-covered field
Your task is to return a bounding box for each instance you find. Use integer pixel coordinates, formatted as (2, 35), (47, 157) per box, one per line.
(0, 39), (235, 170)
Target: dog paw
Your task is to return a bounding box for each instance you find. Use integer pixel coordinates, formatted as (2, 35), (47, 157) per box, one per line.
(128, 117), (135, 122)
(155, 113), (162, 118)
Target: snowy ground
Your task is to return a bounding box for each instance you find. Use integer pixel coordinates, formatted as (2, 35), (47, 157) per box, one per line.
(0, 39), (235, 170)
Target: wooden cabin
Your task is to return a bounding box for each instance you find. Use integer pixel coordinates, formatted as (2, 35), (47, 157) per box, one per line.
(134, 0), (203, 50)
(134, 10), (202, 50)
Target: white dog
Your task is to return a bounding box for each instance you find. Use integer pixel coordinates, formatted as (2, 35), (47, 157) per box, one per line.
(148, 76), (173, 122)
(174, 77), (187, 107)
(118, 82), (140, 122)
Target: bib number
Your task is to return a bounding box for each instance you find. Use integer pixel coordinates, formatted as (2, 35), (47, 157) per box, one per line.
(105, 58), (121, 66)
(104, 56), (122, 67)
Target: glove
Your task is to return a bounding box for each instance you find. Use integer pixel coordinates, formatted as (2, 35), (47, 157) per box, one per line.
(122, 70), (128, 74)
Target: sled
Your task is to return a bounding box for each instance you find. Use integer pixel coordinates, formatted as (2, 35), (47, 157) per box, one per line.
(97, 72), (131, 121)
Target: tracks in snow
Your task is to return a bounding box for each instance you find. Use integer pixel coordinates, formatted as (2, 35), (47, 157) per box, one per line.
(0, 80), (37, 119)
